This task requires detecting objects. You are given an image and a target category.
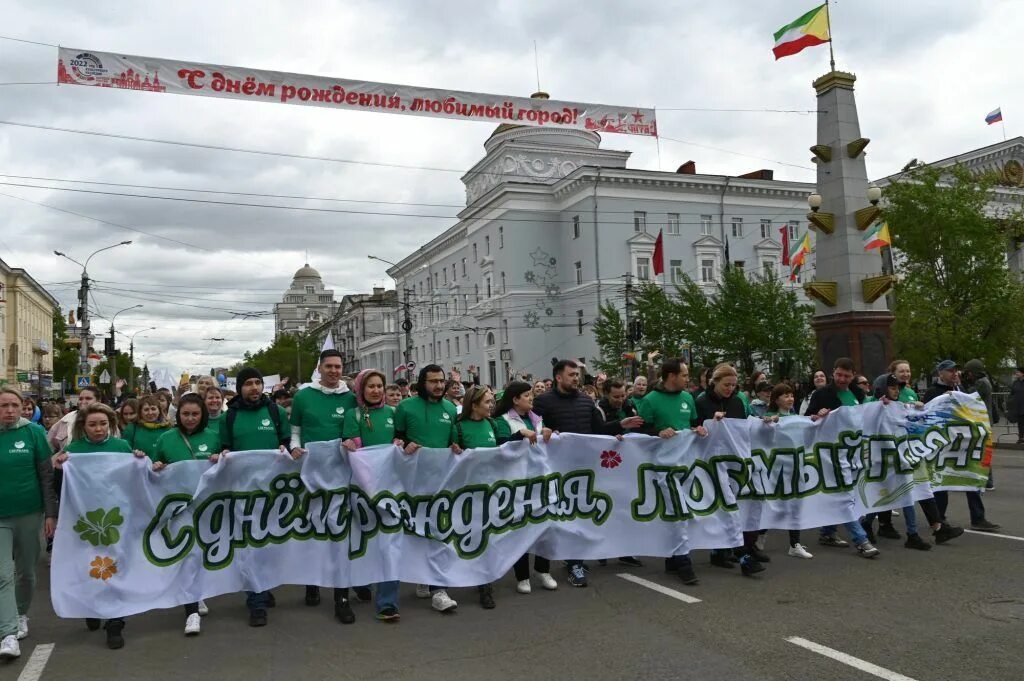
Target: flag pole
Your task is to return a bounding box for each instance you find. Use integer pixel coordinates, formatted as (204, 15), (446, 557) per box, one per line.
(825, 0), (836, 71)
(1001, 107), (1007, 141)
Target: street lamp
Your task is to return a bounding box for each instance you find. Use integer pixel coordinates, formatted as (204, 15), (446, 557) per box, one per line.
(368, 254), (426, 373)
(120, 326), (155, 394)
(807, 193), (823, 212)
(867, 184), (882, 206)
(54, 240), (133, 377)
(106, 304), (142, 399)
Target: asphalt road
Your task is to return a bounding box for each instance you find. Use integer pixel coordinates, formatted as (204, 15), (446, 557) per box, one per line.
(6, 449), (1022, 681)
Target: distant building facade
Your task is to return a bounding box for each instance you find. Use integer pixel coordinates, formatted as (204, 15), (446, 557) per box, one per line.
(274, 264), (338, 338)
(0, 258), (59, 395)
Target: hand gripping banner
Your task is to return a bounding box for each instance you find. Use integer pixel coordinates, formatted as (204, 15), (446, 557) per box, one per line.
(51, 393), (992, 619)
(56, 47), (658, 137)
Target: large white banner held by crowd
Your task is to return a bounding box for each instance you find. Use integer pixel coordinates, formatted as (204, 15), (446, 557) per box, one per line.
(56, 47), (658, 137)
(52, 393), (992, 619)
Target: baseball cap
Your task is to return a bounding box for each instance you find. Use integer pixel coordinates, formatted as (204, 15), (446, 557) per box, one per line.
(935, 359), (958, 372)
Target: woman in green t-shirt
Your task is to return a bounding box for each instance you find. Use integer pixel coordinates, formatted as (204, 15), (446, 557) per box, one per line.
(0, 388), (58, 659)
(341, 369), (401, 623)
(54, 402), (141, 650)
(122, 395), (173, 459)
(152, 393), (217, 636)
(204, 388), (225, 430)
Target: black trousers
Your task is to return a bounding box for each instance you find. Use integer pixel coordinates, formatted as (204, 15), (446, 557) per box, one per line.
(513, 554), (551, 581)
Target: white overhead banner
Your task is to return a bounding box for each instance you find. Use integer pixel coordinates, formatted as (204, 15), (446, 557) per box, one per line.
(56, 48), (658, 137)
(51, 394), (991, 619)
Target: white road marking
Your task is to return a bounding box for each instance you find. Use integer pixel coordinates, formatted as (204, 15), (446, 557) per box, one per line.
(616, 573), (701, 604)
(786, 636), (918, 681)
(17, 643), (55, 681)
(964, 529), (1024, 542)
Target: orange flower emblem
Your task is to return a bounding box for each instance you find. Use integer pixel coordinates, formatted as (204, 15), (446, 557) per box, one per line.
(89, 556), (118, 581)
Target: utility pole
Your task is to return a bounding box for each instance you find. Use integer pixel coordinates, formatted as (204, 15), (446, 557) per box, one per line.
(623, 273), (634, 380)
(78, 271), (90, 375)
(402, 287), (414, 367)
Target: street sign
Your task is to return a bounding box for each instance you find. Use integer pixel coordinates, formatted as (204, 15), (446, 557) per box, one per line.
(16, 371), (29, 382)
(76, 374), (93, 388)
(500, 349), (513, 361)
(99, 370), (111, 384)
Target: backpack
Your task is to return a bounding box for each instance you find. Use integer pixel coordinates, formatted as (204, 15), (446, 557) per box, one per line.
(223, 402), (283, 450)
(455, 418), (498, 449)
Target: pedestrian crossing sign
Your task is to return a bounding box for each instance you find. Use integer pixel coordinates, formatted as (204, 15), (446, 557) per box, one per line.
(76, 374), (92, 388)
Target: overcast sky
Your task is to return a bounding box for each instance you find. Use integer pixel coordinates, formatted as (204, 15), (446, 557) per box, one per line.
(0, 0), (1019, 375)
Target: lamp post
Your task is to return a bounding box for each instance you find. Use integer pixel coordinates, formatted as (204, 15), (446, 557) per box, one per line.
(368, 254), (417, 374)
(107, 304), (142, 400)
(121, 327), (156, 394)
(54, 241), (132, 378)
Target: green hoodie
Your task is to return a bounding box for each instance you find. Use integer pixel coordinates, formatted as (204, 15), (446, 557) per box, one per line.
(452, 418), (500, 449)
(637, 388), (698, 430)
(394, 396), (457, 448)
(123, 421), (174, 456)
(153, 428), (221, 463)
(342, 405), (397, 447)
(0, 420), (52, 517)
(65, 436), (134, 454)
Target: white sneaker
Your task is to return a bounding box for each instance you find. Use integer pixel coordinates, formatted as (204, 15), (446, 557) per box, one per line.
(431, 590), (458, 612)
(516, 579), (532, 594)
(16, 615), (28, 640)
(0, 635), (19, 659)
(197, 600), (209, 617)
(536, 572), (558, 590)
(415, 584), (431, 599)
(184, 613), (201, 636)
(788, 543), (814, 559)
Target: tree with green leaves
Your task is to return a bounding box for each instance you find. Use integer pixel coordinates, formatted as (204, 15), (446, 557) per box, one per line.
(886, 164), (1024, 373)
(52, 307), (81, 389)
(590, 301), (629, 376)
(229, 332), (321, 381)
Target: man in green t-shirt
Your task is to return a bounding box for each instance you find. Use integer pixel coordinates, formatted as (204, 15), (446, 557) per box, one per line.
(637, 359), (708, 586)
(394, 364), (459, 614)
(288, 349), (360, 618)
(219, 366), (289, 628)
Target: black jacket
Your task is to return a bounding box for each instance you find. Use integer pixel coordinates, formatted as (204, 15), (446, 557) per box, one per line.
(922, 381), (959, 404)
(596, 397), (639, 423)
(803, 383), (866, 415)
(695, 389), (747, 421)
(1010, 378), (1024, 417)
(534, 388), (622, 435)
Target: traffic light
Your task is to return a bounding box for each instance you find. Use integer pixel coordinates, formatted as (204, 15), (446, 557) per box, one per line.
(104, 336), (115, 356)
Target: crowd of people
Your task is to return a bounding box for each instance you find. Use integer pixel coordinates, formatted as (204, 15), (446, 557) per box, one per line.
(0, 349), (1015, 657)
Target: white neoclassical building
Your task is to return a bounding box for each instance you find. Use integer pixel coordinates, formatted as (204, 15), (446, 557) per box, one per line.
(273, 263), (338, 338)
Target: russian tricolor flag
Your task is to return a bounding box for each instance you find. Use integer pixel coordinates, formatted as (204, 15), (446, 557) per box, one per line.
(986, 108), (1003, 125)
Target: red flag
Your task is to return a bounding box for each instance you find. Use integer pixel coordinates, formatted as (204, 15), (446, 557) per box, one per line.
(653, 229), (664, 276)
(780, 225), (790, 266)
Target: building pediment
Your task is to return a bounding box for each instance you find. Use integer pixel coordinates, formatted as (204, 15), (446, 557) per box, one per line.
(692, 235), (724, 249)
(754, 237), (782, 251)
(627, 232), (657, 245)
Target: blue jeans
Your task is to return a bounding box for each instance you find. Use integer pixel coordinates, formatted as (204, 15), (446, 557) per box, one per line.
(820, 521), (868, 545)
(933, 490), (985, 524)
(246, 590), (268, 612)
(375, 581), (399, 613)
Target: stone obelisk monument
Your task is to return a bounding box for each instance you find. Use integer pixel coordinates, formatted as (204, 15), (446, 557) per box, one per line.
(804, 70), (894, 379)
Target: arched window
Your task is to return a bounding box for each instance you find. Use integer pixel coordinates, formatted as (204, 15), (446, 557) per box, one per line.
(486, 332), (496, 347)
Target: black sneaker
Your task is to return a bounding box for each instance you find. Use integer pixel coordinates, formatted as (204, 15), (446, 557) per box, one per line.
(860, 519), (877, 544)
(618, 556), (643, 568)
(710, 552), (735, 569)
(305, 586), (321, 606)
(335, 598), (355, 624)
(738, 554), (766, 576)
(354, 586), (373, 603)
(568, 563), (588, 587)
(249, 609), (267, 627)
(934, 523), (964, 544)
(376, 607), (400, 622)
(85, 618), (101, 631)
(479, 588), (496, 610)
(747, 548), (771, 563)
(878, 523), (901, 540)
(104, 620), (125, 649)
(676, 564), (699, 585)
(904, 533), (932, 551)
(970, 519), (1001, 532)
(266, 591), (276, 608)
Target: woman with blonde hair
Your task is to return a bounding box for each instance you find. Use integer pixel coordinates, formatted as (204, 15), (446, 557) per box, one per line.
(122, 395), (173, 458)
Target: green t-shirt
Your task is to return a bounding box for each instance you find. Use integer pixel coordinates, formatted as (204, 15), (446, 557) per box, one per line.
(65, 437), (134, 454)
(494, 413), (543, 441)
(837, 389), (860, 407)
(452, 418), (499, 449)
(636, 389), (698, 430)
(394, 396), (457, 448)
(764, 410), (796, 418)
(123, 422), (174, 456)
(342, 405), (397, 447)
(290, 387), (358, 445)
(221, 403), (291, 452)
(738, 391), (751, 410)
(153, 428), (221, 463)
(208, 412), (223, 428)
(898, 386), (918, 403)
(0, 422), (51, 517)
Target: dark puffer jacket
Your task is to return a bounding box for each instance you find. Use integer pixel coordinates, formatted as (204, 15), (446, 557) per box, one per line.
(695, 388), (748, 422)
(534, 388), (623, 435)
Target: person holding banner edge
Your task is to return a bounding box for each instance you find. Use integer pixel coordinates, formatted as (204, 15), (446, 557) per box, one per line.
(289, 349), (365, 621)
(393, 364), (461, 613)
(0, 388), (58, 660)
(341, 368), (403, 623)
(218, 366), (291, 628)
